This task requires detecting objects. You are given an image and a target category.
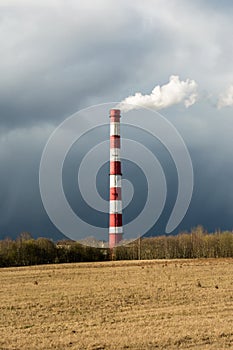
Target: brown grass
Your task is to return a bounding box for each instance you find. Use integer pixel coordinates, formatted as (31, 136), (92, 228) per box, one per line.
(0, 259), (233, 349)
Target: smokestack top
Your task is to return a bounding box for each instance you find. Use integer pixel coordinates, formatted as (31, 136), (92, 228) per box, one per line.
(110, 109), (121, 117)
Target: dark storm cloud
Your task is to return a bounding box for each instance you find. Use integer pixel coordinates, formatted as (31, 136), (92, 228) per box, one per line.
(0, 0), (164, 130)
(1, 0), (233, 239)
(162, 102), (233, 233)
(1, 1), (232, 129)
(0, 125), (59, 238)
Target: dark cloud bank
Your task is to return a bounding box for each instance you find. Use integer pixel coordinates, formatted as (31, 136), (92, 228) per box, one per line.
(1, 1), (233, 240)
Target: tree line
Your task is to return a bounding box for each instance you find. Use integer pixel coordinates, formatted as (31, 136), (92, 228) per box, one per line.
(115, 226), (233, 260)
(0, 227), (232, 267)
(0, 234), (107, 267)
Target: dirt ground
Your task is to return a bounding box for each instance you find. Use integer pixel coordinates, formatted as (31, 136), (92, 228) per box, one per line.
(0, 258), (233, 349)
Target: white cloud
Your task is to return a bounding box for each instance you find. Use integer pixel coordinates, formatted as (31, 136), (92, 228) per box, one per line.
(118, 75), (198, 112)
(217, 85), (233, 109)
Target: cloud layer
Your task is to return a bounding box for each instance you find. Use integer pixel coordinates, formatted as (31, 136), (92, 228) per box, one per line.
(1, 0), (233, 239)
(218, 84), (233, 108)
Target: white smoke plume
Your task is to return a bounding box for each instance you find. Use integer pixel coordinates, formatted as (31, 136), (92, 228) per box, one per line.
(118, 75), (198, 112)
(217, 84), (233, 109)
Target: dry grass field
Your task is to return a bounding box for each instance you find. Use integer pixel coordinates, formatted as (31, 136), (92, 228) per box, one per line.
(0, 259), (233, 350)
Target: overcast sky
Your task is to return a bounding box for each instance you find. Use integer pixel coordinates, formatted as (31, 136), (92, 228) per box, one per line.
(1, 0), (233, 241)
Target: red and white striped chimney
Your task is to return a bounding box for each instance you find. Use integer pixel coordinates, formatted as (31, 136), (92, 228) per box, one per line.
(109, 109), (123, 248)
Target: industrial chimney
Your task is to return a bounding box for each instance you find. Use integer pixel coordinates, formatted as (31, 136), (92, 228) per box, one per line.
(109, 109), (123, 248)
